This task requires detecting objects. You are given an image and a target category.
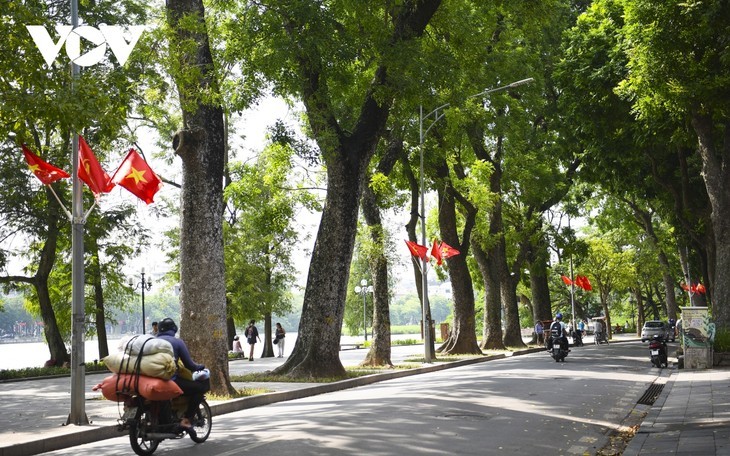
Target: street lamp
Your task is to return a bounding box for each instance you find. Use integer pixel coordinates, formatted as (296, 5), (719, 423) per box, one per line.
(354, 279), (373, 341)
(129, 268), (152, 334)
(418, 77), (534, 363)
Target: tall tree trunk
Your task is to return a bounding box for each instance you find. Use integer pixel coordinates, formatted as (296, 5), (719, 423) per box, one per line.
(360, 136), (400, 367)
(528, 239), (553, 325)
(472, 240), (505, 350)
(360, 182), (392, 367)
(88, 236), (109, 359)
(435, 162), (480, 355)
(274, 156), (364, 378)
(271, 0), (442, 378)
(401, 152), (435, 359)
(38, 186), (69, 364)
(692, 113), (729, 328)
(261, 312), (274, 358)
(167, 0), (233, 395)
(624, 200), (679, 321)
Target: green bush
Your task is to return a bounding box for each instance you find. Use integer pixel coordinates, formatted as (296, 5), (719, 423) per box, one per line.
(0, 361), (109, 381)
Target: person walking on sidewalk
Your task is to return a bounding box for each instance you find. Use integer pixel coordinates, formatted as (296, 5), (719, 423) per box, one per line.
(245, 320), (261, 361)
(274, 322), (286, 358)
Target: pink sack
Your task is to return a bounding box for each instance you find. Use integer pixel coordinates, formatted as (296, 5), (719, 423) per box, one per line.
(93, 373), (183, 402)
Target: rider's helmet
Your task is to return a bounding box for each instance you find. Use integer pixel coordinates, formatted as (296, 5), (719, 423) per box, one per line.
(158, 318), (178, 334)
(556, 313), (563, 320)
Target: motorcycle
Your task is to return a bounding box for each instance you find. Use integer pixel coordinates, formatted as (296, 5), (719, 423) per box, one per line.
(649, 335), (668, 368)
(549, 336), (568, 362)
(119, 394), (212, 455)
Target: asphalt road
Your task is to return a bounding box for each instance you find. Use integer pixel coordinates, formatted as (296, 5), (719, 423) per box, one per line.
(41, 339), (667, 456)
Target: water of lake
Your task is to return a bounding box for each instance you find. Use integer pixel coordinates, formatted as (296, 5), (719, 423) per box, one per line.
(0, 339), (106, 370)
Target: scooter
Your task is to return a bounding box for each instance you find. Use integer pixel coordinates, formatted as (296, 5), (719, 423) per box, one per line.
(649, 335), (668, 368)
(120, 393), (212, 455)
(549, 336), (568, 362)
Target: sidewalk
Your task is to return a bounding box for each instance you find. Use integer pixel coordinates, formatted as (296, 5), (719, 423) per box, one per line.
(623, 367), (730, 456)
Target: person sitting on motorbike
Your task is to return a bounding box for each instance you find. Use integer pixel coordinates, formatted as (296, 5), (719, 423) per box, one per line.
(550, 313), (570, 352)
(156, 318), (209, 431)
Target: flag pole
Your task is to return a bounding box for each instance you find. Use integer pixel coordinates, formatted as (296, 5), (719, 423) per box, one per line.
(67, 0), (88, 426)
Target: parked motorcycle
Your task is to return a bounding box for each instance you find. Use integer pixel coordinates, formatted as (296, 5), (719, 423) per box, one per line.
(649, 335), (668, 368)
(119, 394), (212, 455)
(549, 336), (568, 362)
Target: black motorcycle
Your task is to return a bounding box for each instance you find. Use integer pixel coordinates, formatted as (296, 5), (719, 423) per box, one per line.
(649, 335), (668, 368)
(119, 394), (212, 455)
(548, 336), (568, 362)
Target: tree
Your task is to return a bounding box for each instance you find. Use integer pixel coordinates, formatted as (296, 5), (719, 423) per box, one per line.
(224, 143), (306, 357)
(583, 236), (635, 337)
(166, 0), (233, 395)
(621, 0), (730, 330)
(225, 0), (443, 378)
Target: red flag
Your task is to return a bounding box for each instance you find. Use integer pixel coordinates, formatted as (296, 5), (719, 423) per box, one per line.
(405, 240), (429, 260)
(576, 275), (593, 291)
(22, 144), (70, 185)
(78, 136), (114, 196)
(696, 283), (706, 294)
(111, 149), (162, 204)
(681, 283), (690, 292)
(440, 242), (460, 259)
(561, 275), (573, 286)
(432, 239), (443, 265)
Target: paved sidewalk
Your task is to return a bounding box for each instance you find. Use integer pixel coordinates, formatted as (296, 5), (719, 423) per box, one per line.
(623, 367), (730, 456)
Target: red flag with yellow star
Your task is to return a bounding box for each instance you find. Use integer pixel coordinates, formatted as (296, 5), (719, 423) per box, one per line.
(21, 144), (70, 185)
(78, 136), (114, 195)
(111, 149), (162, 204)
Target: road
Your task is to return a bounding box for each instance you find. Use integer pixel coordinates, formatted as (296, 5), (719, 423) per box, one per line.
(43, 339), (668, 455)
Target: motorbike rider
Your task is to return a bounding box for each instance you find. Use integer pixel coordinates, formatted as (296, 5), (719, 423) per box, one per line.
(156, 318), (209, 431)
(550, 313), (570, 352)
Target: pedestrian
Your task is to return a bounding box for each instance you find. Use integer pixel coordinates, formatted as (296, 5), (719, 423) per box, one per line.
(151, 321), (158, 336)
(232, 335), (244, 357)
(245, 320), (260, 361)
(274, 322), (286, 358)
(534, 321), (544, 345)
(578, 319), (586, 336)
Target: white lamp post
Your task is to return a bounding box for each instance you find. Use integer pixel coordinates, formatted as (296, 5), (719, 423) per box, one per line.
(418, 77), (534, 363)
(129, 268), (153, 334)
(354, 279), (374, 341)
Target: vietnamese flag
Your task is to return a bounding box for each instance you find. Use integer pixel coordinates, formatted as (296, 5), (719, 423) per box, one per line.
(78, 136), (114, 196)
(432, 239), (443, 265)
(405, 240), (429, 260)
(561, 275), (573, 286)
(575, 275), (593, 291)
(22, 144), (70, 185)
(111, 149), (162, 204)
(440, 241), (460, 259)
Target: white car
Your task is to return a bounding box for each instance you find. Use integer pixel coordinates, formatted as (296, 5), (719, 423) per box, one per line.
(641, 320), (670, 342)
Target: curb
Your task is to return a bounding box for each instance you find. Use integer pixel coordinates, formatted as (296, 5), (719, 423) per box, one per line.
(0, 349), (543, 456)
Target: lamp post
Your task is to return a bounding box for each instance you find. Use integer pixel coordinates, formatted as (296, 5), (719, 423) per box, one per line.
(354, 279), (373, 341)
(418, 77), (534, 363)
(129, 268), (153, 334)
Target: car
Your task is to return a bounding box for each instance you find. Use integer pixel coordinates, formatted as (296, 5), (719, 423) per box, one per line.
(641, 320), (670, 342)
